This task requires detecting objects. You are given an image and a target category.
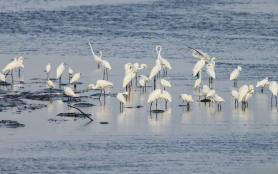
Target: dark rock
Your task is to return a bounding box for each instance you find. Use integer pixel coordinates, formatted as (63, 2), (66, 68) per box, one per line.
(73, 102), (95, 107)
(200, 99), (211, 102)
(0, 120), (25, 128)
(99, 122), (109, 124)
(57, 112), (86, 118)
(151, 109), (165, 113)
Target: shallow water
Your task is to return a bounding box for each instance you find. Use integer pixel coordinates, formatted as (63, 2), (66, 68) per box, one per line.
(0, 0), (278, 174)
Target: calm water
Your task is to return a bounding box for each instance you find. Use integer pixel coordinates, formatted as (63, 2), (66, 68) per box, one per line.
(0, 0), (278, 173)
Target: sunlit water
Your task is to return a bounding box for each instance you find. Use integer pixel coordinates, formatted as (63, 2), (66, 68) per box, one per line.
(0, 0), (278, 174)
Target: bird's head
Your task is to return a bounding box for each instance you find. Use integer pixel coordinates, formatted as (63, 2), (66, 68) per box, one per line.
(155, 45), (161, 52)
(237, 66), (242, 71)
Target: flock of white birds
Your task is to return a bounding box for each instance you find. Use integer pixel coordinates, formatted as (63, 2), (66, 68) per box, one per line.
(1, 43), (278, 113)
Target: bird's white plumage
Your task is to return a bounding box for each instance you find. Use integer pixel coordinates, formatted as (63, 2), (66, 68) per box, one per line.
(88, 80), (113, 90)
(230, 66), (241, 80)
(231, 89), (239, 100)
(206, 89), (216, 98)
(193, 59), (205, 77)
(47, 80), (55, 89)
(101, 59), (112, 70)
(147, 89), (162, 103)
(117, 92), (128, 104)
(202, 85), (210, 96)
(0, 72), (6, 82)
(194, 78), (201, 89)
(256, 77), (269, 88)
(160, 90), (172, 102)
(160, 79), (172, 88)
(180, 94), (194, 103)
(68, 67), (74, 75)
(88, 42), (103, 65)
(212, 94), (225, 103)
(2, 58), (18, 74)
(56, 62), (65, 79)
(206, 63), (216, 79)
(70, 73), (81, 84)
(269, 81), (278, 96)
(238, 85), (249, 102)
(149, 63), (161, 80)
(64, 86), (79, 97)
(46, 63), (51, 73)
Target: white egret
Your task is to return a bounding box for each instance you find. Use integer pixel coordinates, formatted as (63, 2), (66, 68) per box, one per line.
(243, 85), (255, 108)
(139, 75), (149, 92)
(238, 85), (254, 110)
(149, 61), (161, 90)
(100, 58), (112, 80)
(56, 62), (66, 85)
(206, 57), (216, 88)
(88, 41), (102, 69)
(70, 72), (81, 89)
(192, 59), (205, 78)
(180, 93), (194, 110)
(45, 63), (51, 80)
(269, 81), (278, 106)
(230, 66), (242, 87)
(47, 80), (55, 90)
(211, 93), (224, 111)
(64, 86), (79, 102)
(147, 89), (162, 111)
(16, 56), (24, 78)
(68, 67), (74, 83)
(47, 79), (55, 97)
(88, 80), (113, 97)
(2, 58), (18, 83)
(117, 91), (129, 112)
(206, 89), (216, 99)
(160, 90), (172, 109)
(201, 85), (211, 101)
(231, 89), (239, 108)
(156, 45), (172, 76)
(160, 79), (172, 90)
(256, 77), (269, 93)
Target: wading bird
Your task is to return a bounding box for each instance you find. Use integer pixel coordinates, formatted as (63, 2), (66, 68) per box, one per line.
(2, 58), (18, 83)
(160, 90), (172, 110)
(156, 45), (172, 76)
(100, 58), (112, 80)
(70, 72), (81, 89)
(149, 61), (161, 90)
(231, 89), (239, 108)
(206, 57), (216, 88)
(88, 41), (103, 69)
(117, 91), (129, 112)
(148, 89), (162, 111)
(56, 62), (66, 85)
(256, 77), (269, 93)
(68, 67), (74, 83)
(211, 93), (225, 111)
(230, 66), (242, 87)
(160, 79), (172, 90)
(88, 80), (113, 97)
(269, 81), (278, 106)
(64, 86), (79, 102)
(139, 75), (149, 92)
(45, 63), (51, 80)
(180, 93), (194, 110)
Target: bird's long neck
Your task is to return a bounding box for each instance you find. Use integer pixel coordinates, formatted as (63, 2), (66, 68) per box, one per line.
(88, 42), (96, 56)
